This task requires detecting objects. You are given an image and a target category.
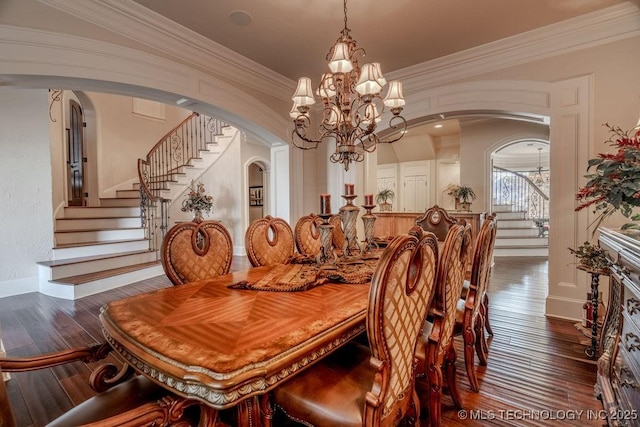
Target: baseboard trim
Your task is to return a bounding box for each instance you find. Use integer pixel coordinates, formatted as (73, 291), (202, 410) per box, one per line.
(545, 295), (583, 321)
(0, 276), (39, 298)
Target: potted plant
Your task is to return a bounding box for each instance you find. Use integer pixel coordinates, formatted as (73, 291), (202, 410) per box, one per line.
(181, 180), (214, 222)
(568, 241), (611, 274)
(576, 123), (640, 232)
(447, 184), (476, 211)
(375, 188), (395, 212)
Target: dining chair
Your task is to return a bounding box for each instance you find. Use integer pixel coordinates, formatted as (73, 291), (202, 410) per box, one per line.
(294, 213), (323, 256)
(161, 219), (233, 286)
(329, 214), (346, 253)
(0, 343), (209, 426)
(263, 226), (440, 427)
(455, 214), (497, 391)
(245, 215), (295, 267)
(415, 205), (464, 241)
(415, 223), (473, 427)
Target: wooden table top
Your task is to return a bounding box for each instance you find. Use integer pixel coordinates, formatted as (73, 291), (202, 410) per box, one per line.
(100, 265), (370, 409)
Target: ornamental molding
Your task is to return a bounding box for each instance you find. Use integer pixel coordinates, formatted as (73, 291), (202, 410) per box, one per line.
(37, 1), (640, 102)
(103, 324), (365, 408)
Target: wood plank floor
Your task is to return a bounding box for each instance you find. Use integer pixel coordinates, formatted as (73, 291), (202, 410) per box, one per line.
(0, 257), (607, 426)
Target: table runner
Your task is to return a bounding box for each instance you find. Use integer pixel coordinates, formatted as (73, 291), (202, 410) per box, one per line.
(229, 257), (378, 292)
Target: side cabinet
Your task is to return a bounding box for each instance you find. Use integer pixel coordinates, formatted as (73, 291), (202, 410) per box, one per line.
(598, 228), (640, 426)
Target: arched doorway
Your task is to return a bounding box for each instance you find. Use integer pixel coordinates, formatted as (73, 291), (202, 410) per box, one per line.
(248, 162), (265, 223)
(491, 140), (550, 256)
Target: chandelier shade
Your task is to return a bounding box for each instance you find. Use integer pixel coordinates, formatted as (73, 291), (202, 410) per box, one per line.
(290, 0), (407, 171)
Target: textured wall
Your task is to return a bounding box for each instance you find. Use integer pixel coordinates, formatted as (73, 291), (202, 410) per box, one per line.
(0, 88), (53, 289)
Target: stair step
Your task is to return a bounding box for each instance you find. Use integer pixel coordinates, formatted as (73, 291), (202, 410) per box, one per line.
(38, 249), (157, 280)
(495, 236), (548, 247)
(493, 211), (526, 220)
(52, 238), (150, 259)
(63, 206), (140, 218)
(49, 261), (161, 285)
(55, 227), (145, 245)
(497, 228), (540, 237)
(56, 216), (141, 231)
(496, 219), (536, 228)
(116, 189), (140, 198)
(100, 197), (140, 207)
(492, 205), (516, 213)
(39, 261), (164, 300)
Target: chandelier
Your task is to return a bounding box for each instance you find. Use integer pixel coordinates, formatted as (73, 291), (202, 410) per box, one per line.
(289, 0), (407, 171)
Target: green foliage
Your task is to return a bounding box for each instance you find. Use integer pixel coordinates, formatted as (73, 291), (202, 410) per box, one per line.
(375, 188), (395, 204)
(568, 241), (611, 273)
(576, 123), (640, 231)
(447, 185), (477, 203)
(181, 180), (213, 215)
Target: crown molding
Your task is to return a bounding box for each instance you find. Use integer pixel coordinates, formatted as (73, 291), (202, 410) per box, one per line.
(37, 0), (295, 103)
(390, 2), (640, 93)
(35, 1), (640, 103)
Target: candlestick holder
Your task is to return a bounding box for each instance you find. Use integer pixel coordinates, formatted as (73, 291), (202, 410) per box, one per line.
(361, 204), (378, 257)
(316, 213), (337, 269)
(340, 194), (362, 260)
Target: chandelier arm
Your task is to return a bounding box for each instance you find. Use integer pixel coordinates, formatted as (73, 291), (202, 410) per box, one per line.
(379, 116), (408, 144)
(291, 128), (321, 149)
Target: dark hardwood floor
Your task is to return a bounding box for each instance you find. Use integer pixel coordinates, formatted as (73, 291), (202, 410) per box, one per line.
(0, 256), (607, 426)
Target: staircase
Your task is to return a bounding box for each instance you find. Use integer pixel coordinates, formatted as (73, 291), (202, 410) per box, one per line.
(36, 113), (240, 300)
(38, 187), (162, 300)
(493, 204), (548, 257)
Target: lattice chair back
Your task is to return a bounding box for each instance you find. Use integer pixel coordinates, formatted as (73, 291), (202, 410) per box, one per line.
(294, 214), (323, 256)
(364, 226), (439, 424)
(415, 205), (462, 242)
(245, 216), (295, 267)
(429, 223), (473, 362)
(466, 215), (497, 321)
(329, 214), (346, 253)
(161, 219), (233, 286)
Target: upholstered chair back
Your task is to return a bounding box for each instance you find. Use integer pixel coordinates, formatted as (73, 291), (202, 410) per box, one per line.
(466, 215), (497, 321)
(415, 205), (462, 241)
(364, 226), (439, 423)
(245, 216), (295, 267)
(430, 223), (473, 363)
(294, 214), (323, 256)
(161, 219), (233, 286)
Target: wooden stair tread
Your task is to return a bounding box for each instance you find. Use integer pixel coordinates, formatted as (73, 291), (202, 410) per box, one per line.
(56, 216), (140, 220)
(54, 227), (143, 233)
(49, 261), (161, 285)
(54, 238), (148, 249)
(37, 249), (155, 267)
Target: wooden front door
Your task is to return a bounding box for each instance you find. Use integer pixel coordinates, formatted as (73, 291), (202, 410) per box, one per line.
(68, 100), (85, 206)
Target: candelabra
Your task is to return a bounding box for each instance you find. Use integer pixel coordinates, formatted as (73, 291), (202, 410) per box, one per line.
(316, 213), (337, 268)
(340, 193), (362, 259)
(361, 202), (378, 257)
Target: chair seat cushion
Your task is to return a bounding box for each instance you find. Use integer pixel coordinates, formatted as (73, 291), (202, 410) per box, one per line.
(273, 342), (374, 427)
(47, 375), (168, 427)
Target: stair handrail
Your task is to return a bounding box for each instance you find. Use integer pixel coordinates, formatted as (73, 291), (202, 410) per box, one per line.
(493, 165), (549, 201)
(137, 111), (228, 201)
(137, 111), (229, 253)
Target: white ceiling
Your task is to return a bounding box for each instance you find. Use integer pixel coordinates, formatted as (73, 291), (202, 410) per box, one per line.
(129, 0), (634, 144)
(131, 0), (629, 82)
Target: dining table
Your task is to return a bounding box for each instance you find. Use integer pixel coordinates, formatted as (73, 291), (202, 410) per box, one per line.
(99, 263), (372, 426)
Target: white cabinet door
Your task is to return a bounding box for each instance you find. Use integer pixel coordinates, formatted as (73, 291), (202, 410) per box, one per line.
(402, 174), (428, 211)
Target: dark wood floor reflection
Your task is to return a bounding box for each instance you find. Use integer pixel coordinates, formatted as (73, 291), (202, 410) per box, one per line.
(0, 257), (605, 426)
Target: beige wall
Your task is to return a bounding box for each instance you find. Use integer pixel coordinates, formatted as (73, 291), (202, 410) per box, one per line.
(84, 92), (191, 197)
(0, 88), (53, 295)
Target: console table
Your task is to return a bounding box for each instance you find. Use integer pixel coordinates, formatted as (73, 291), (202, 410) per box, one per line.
(597, 228), (640, 426)
(373, 211), (485, 241)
